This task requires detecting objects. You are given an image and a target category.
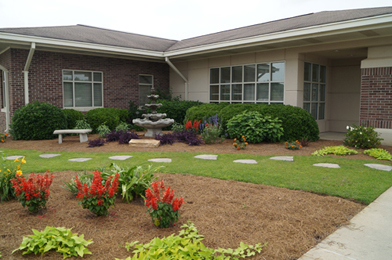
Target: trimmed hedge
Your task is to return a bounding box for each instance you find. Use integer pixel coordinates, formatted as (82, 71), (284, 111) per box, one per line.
(86, 108), (129, 132)
(10, 101), (67, 140)
(62, 109), (85, 129)
(184, 103), (229, 124)
(157, 100), (203, 124)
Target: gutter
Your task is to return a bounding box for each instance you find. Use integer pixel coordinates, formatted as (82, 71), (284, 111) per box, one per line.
(23, 42), (35, 104)
(165, 57), (188, 100)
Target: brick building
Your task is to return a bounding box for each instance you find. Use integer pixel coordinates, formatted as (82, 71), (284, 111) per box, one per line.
(0, 7), (391, 144)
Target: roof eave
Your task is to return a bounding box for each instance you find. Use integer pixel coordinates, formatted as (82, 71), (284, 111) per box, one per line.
(164, 13), (392, 58)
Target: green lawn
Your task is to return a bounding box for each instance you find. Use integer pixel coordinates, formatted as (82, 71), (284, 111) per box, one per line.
(2, 148), (392, 205)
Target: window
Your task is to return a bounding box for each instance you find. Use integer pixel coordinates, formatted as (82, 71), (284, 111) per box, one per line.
(303, 63), (326, 120)
(1, 71), (5, 108)
(62, 70), (103, 109)
(209, 62), (285, 104)
(139, 75), (153, 105)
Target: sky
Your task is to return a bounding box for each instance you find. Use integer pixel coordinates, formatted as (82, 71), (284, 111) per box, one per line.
(0, 0), (391, 40)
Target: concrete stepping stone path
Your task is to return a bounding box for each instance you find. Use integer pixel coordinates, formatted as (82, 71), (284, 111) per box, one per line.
(5, 155), (24, 160)
(68, 158), (92, 162)
(270, 156), (293, 162)
(233, 159), (257, 164)
(313, 163), (340, 169)
(194, 154), (218, 160)
(364, 164), (392, 172)
(39, 154), (61, 159)
(148, 158), (172, 163)
(109, 155), (132, 161)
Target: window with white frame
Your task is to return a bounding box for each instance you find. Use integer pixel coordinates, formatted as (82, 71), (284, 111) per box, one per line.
(1, 71), (5, 108)
(303, 63), (326, 120)
(209, 62), (285, 103)
(62, 70), (103, 109)
(139, 75), (153, 105)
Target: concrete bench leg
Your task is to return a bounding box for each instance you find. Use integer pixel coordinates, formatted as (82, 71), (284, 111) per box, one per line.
(79, 133), (88, 143)
(58, 134), (63, 144)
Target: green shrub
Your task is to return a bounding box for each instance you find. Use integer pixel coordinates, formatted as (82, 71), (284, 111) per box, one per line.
(364, 148), (392, 161)
(343, 124), (383, 149)
(86, 108), (128, 132)
(119, 221), (265, 260)
(10, 101), (67, 140)
(227, 111), (284, 143)
(74, 119), (91, 129)
(184, 103), (228, 124)
(312, 146), (358, 156)
(157, 100), (203, 124)
(218, 103), (319, 141)
(171, 122), (185, 132)
(62, 109), (85, 129)
(115, 122), (129, 132)
(97, 123), (111, 137)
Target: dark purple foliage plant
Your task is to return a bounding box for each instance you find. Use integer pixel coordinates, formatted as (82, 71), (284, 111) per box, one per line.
(175, 130), (203, 146)
(155, 133), (176, 145)
(118, 130), (139, 144)
(88, 138), (105, 147)
(106, 130), (122, 142)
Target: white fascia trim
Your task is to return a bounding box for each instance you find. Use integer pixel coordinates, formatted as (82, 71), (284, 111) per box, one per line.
(0, 33), (165, 59)
(164, 14), (392, 58)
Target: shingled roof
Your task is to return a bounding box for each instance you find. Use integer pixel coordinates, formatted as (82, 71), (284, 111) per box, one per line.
(0, 6), (391, 54)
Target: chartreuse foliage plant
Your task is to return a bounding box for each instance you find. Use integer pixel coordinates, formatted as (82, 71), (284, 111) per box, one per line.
(12, 226), (93, 259)
(97, 123), (111, 138)
(344, 124), (383, 149)
(312, 146), (358, 156)
(227, 111), (283, 143)
(364, 148), (392, 161)
(100, 163), (159, 203)
(117, 221), (265, 260)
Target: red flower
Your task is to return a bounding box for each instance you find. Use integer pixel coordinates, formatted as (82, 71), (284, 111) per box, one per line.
(185, 120), (192, 129)
(97, 199), (103, 206)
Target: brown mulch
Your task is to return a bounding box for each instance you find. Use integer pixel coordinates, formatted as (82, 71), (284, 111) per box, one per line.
(2, 132), (390, 259)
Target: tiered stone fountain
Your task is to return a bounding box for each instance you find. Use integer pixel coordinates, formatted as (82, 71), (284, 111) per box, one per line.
(132, 87), (174, 137)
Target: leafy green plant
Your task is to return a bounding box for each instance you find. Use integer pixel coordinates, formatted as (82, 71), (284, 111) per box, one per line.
(171, 122), (185, 133)
(97, 123), (111, 138)
(233, 136), (247, 150)
(116, 122), (130, 132)
(76, 169), (119, 216)
(11, 171), (53, 213)
(285, 140), (301, 150)
(0, 156), (26, 202)
(61, 171), (93, 196)
(118, 221), (265, 260)
(62, 109), (85, 129)
(312, 146), (358, 156)
(227, 111), (283, 143)
(344, 124), (383, 149)
(145, 180), (184, 228)
(364, 148), (392, 161)
(74, 119), (91, 130)
(12, 226), (93, 258)
(100, 163), (159, 203)
(10, 101), (67, 140)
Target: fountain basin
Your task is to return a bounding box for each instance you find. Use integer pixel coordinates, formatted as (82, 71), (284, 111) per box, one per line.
(132, 118), (174, 137)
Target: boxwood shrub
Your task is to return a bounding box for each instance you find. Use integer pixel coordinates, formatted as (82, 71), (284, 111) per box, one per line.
(157, 100), (203, 124)
(184, 103), (229, 124)
(86, 108), (129, 132)
(62, 109), (85, 129)
(10, 101), (67, 140)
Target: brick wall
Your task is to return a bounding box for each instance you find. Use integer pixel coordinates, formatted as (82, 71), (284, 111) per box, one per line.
(7, 49), (170, 116)
(360, 67), (392, 129)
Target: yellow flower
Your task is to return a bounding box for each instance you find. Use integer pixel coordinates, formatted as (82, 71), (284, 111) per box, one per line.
(17, 165), (21, 170)
(7, 169), (10, 172)
(22, 157), (26, 164)
(14, 158), (19, 162)
(16, 170), (22, 176)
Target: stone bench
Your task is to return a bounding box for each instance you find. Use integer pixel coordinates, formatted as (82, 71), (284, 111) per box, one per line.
(53, 129), (92, 144)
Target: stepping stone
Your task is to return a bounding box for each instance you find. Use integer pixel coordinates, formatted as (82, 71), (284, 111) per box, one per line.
(313, 163), (340, 168)
(148, 158), (172, 163)
(270, 156), (293, 162)
(129, 139), (160, 148)
(364, 164), (392, 172)
(39, 154), (61, 159)
(233, 159), (257, 164)
(194, 154), (218, 160)
(5, 155), (24, 160)
(109, 155), (132, 161)
(68, 158), (92, 162)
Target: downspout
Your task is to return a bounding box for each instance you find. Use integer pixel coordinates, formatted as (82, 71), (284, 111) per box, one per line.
(165, 57), (188, 100)
(23, 42), (36, 105)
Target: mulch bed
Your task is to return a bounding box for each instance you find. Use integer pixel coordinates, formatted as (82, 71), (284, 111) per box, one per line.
(1, 133), (387, 259)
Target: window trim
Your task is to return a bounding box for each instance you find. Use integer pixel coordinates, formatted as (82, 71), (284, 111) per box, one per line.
(303, 62), (326, 120)
(62, 69), (104, 111)
(209, 61), (285, 104)
(138, 74), (154, 106)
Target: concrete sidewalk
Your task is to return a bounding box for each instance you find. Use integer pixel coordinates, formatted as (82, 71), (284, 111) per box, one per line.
(299, 186), (392, 260)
